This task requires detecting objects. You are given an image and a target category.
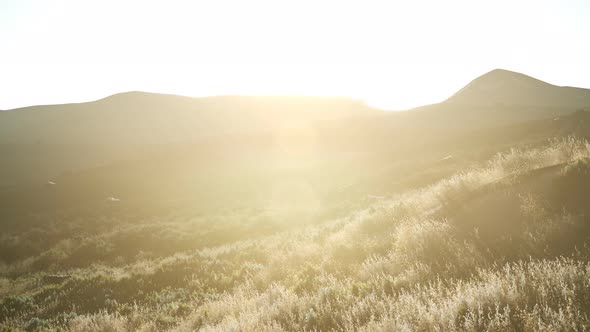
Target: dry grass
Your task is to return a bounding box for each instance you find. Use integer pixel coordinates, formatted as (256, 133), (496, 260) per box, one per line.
(2, 137), (590, 331)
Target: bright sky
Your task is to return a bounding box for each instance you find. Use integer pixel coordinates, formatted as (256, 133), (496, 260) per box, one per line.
(1, 0), (589, 110)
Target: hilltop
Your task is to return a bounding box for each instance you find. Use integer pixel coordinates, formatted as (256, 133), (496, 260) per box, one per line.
(392, 69), (590, 128)
(2, 69), (590, 146)
(447, 68), (590, 108)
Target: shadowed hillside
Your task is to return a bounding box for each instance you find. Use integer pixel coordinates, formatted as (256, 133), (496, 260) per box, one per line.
(0, 94), (377, 187)
(2, 69), (589, 188)
(0, 94), (376, 144)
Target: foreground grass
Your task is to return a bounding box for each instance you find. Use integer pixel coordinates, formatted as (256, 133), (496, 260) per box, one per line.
(2, 137), (590, 331)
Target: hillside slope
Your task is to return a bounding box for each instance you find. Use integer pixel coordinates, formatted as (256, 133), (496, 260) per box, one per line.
(3, 110), (590, 230)
(0, 93), (376, 144)
(394, 69), (590, 128)
(2, 138), (590, 331)
(447, 68), (590, 108)
(2, 69), (590, 146)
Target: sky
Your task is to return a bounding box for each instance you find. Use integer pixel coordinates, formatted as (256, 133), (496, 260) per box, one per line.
(0, 0), (589, 110)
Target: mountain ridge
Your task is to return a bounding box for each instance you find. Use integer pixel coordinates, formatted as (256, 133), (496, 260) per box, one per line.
(2, 68), (589, 114)
(445, 68), (590, 108)
(1, 69), (590, 144)
(2, 92), (370, 113)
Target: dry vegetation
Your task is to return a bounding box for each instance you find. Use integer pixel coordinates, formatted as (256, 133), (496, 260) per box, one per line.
(2, 138), (590, 331)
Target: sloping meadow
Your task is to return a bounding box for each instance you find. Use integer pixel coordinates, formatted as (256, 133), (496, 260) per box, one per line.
(2, 137), (590, 331)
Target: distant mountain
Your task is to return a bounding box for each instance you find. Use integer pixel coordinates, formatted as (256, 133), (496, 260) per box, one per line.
(2, 70), (590, 145)
(394, 69), (590, 128)
(0, 93), (376, 144)
(446, 69), (590, 108)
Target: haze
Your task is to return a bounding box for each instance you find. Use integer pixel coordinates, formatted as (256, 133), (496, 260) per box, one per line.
(5, 0), (590, 330)
(1, 0), (589, 110)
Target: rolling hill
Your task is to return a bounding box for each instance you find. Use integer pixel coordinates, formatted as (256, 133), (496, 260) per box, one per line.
(2, 69), (590, 146)
(0, 94), (376, 144)
(2, 68), (590, 189)
(446, 69), (590, 108)
(2, 69), (590, 212)
(395, 69), (590, 128)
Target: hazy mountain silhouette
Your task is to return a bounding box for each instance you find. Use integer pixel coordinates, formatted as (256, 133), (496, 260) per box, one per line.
(394, 69), (590, 128)
(446, 69), (590, 108)
(1, 69), (589, 145)
(1, 69), (590, 188)
(0, 93), (375, 144)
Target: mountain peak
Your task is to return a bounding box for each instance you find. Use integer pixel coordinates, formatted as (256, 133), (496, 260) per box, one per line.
(474, 68), (549, 86)
(445, 69), (562, 106)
